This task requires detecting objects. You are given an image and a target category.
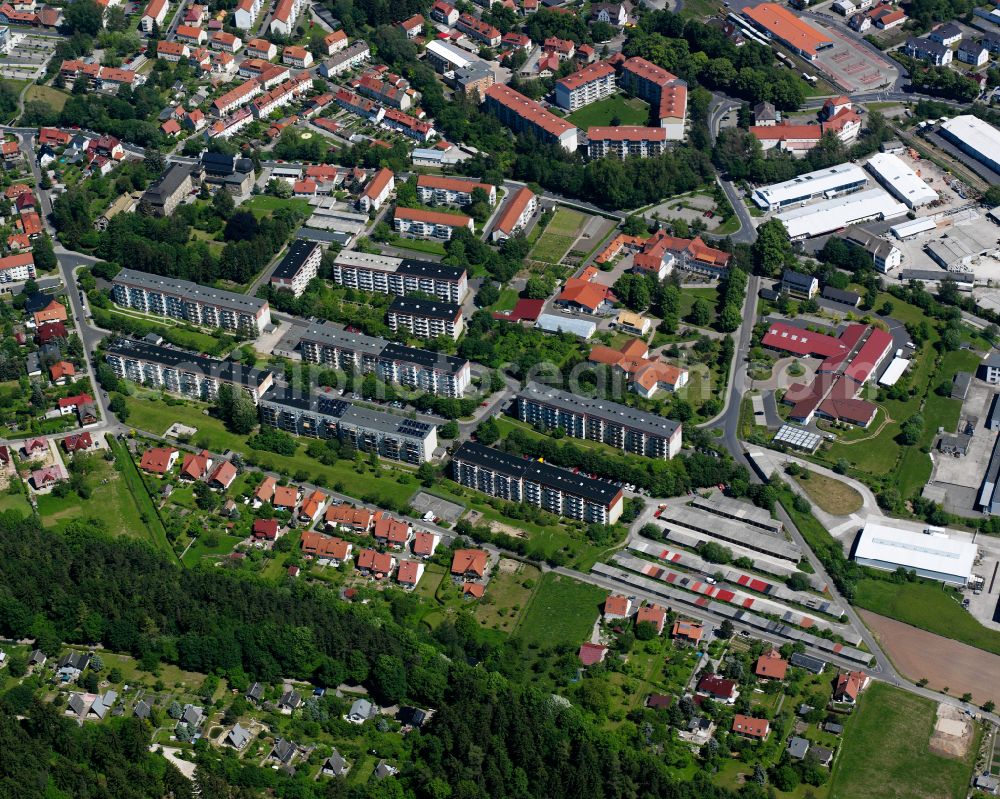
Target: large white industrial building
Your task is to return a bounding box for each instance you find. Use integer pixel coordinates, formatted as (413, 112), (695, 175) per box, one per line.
(939, 115), (1000, 177)
(751, 163), (869, 211)
(854, 521), (977, 586)
(864, 153), (938, 209)
(775, 188), (909, 240)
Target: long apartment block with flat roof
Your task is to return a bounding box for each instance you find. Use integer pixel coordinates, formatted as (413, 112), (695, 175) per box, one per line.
(270, 239), (321, 297)
(331, 250), (467, 303)
(111, 268), (271, 334)
(259, 385), (437, 463)
(452, 441), (624, 524)
(518, 381), (683, 459)
(298, 322), (472, 396)
(105, 339), (274, 402)
(388, 296), (464, 341)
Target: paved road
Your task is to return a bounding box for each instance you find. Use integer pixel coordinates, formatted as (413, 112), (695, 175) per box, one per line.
(707, 95), (757, 245)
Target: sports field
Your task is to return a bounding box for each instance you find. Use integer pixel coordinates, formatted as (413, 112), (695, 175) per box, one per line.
(528, 207), (586, 264)
(829, 683), (976, 799)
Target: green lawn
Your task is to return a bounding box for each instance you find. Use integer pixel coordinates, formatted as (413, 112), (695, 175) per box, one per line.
(566, 94), (650, 128)
(679, 286), (720, 325)
(124, 395), (418, 508)
(243, 195), (313, 219)
(854, 579), (1000, 656)
(24, 84), (70, 113)
(181, 532), (245, 567)
(107, 437), (176, 558)
(475, 562), (541, 635)
(792, 471), (863, 516)
(490, 288), (520, 313)
(387, 237), (447, 256)
(828, 682), (977, 799)
(0, 490), (31, 516)
(514, 572), (605, 649)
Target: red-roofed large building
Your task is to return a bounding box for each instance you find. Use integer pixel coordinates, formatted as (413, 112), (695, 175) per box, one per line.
(141, 0), (167, 32)
(588, 126), (670, 160)
(399, 13), (424, 38)
(543, 36), (575, 59)
(554, 60), (615, 110)
(139, 447), (178, 475)
(766, 321), (891, 427)
(490, 186), (537, 242)
(382, 108), (435, 142)
(588, 336), (689, 397)
(269, 0), (303, 35)
(742, 3), (833, 60)
(394, 206), (473, 240)
(157, 40), (190, 61)
(417, 175), (496, 207)
(358, 167), (394, 212)
(213, 78), (261, 116)
(301, 530), (352, 563)
(0, 252), (36, 283)
(234, 0), (261, 28)
(483, 84), (578, 152)
(618, 56), (687, 139)
(456, 12), (501, 46)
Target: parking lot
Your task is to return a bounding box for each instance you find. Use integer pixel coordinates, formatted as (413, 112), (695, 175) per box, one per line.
(1, 33), (57, 81)
(810, 19), (899, 91)
(411, 491), (464, 524)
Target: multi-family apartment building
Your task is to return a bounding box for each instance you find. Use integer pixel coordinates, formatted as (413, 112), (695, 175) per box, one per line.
(233, 0), (261, 29)
(245, 38), (277, 59)
(619, 56), (688, 140)
(335, 88), (384, 124)
(0, 252), (36, 284)
(456, 12), (501, 46)
(517, 381), (683, 459)
(270, 239), (321, 297)
(105, 339), (274, 402)
(331, 250), (468, 303)
(140, 0), (167, 33)
(452, 442), (624, 524)
(352, 70), (411, 110)
(318, 40), (370, 78)
(357, 167), (394, 212)
(483, 84), (578, 152)
(587, 126), (669, 159)
(554, 60), (616, 111)
(212, 78), (261, 116)
(258, 386), (438, 463)
(416, 175), (496, 207)
(388, 297), (464, 341)
(111, 268), (272, 334)
(381, 108), (435, 142)
(297, 323), (472, 397)
(250, 73), (312, 118)
(269, 0), (303, 36)
(393, 207), (474, 240)
(490, 186), (536, 242)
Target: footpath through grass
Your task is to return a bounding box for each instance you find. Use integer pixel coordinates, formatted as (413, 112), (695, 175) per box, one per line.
(792, 471), (863, 516)
(829, 682), (977, 799)
(514, 572), (605, 649)
(854, 578), (1000, 656)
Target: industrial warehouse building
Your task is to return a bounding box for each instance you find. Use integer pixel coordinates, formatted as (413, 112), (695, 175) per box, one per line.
(853, 521), (976, 585)
(775, 189), (909, 240)
(939, 115), (1000, 177)
(751, 163), (869, 211)
(864, 153), (938, 209)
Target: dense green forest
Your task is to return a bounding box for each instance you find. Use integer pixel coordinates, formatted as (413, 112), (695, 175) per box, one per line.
(0, 513), (777, 799)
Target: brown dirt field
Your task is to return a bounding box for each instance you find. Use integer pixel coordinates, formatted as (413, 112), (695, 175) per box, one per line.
(860, 609), (1000, 706)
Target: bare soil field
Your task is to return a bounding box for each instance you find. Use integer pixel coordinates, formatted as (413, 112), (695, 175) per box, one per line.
(860, 609), (1000, 706)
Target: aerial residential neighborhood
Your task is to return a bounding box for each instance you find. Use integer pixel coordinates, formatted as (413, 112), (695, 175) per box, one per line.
(1, 0), (1000, 795)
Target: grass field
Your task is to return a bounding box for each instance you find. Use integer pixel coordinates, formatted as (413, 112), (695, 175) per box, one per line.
(566, 94), (650, 128)
(514, 572), (605, 649)
(107, 437), (176, 559)
(854, 579), (1000, 656)
(124, 395), (418, 508)
(679, 286), (720, 326)
(0, 490), (31, 516)
(389, 237), (447, 256)
(24, 84), (70, 112)
(792, 471), (863, 515)
(529, 208), (585, 264)
(828, 682), (977, 799)
(243, 195), (313, 219)
(475, 561), (541, 634)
